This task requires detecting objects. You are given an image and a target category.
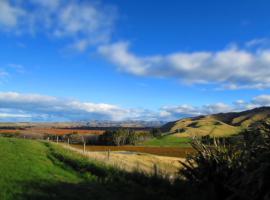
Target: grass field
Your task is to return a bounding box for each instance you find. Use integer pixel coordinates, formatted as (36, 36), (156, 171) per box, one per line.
(0, 137), (82, 200)
(142, 135), (191, 147)
(0, 137), (178, 200)
(65, 145), (185, 175)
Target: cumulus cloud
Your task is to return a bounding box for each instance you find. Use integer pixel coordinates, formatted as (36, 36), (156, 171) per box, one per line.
(159, 95), (270, 120)
(252, 95), (270, 106)
(0, 0), (24, 28)
(99, 41), (270, 89)
(0, 92), (159, 121)
(0, 0), (116, 50)
(0, 92), (269, 122)
(160, 103), (234, 120)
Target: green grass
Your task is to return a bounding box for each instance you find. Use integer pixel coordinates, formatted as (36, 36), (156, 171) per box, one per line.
(142, 135), (191, 147)
(0, 138), (83, 200)
(0, 137), (179, 200)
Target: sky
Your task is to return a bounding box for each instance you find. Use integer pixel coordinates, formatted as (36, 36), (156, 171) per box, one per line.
(0, 0), (270, 122)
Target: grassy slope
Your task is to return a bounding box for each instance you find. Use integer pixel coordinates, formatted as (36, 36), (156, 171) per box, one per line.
(161, 107), (270, 138)
(142, 135), (191, 147)
(0, 138), (82, 200)
(0, 137), (176, 200)
(168, 116), (242, 137)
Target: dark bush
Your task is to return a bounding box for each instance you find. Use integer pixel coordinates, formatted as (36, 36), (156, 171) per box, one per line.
(180, 120), (270, 200)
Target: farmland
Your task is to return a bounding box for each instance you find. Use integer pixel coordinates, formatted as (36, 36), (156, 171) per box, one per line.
(0, 125), (195, 158)
(141, 135), (191, 147)
(70, 144), (194, 158)
(0, 128), (104, 135)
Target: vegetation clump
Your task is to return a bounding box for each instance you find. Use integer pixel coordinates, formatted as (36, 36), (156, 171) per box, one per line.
(180, 121), (270, 200)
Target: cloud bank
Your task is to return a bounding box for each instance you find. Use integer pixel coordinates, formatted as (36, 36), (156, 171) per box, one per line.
(99, 41), (270, 89)
(0, 92), (270, 122)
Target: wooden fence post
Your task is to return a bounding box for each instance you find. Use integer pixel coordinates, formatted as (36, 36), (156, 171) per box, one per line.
(153, 164), (158, 176)
(67, 138), (70, 146)
(56, 136), (59, 144)
(107, 149), (110, 160)
(81, 136), (86, 153)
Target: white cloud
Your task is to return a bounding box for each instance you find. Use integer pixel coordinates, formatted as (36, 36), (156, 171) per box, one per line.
(98, 42), (147, 75)
(0, 92), (156, 121)
(202, 103), (233, 114)
(159, 95), (270, 120)
(0, 0), (25, 28)
(160, 103), (234, 120)
(252, 95), (270, 106)
(0, 92), (269, 122)
(0, 0), (116, 50)
(0, 113), (31, 118)
(99, 41), (270, 89)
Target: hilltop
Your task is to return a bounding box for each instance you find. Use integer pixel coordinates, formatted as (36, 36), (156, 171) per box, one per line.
(161, 107), (270, 137)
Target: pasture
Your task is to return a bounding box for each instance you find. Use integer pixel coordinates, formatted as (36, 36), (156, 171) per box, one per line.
(0, 137), (181, 200)
(142, 135), (192, 147)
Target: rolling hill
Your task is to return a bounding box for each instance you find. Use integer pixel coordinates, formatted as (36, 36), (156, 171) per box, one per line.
(161, 107), (270, 137)
(0, 138), (176, 200)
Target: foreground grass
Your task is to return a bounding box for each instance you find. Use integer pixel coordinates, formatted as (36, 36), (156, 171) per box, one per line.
(142, 135), (191, 147)
(0, 137), (184, 200)
(0, 138), (83, 200)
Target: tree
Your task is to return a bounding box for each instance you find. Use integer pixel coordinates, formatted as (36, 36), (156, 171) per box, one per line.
(151, 128), (162, 137)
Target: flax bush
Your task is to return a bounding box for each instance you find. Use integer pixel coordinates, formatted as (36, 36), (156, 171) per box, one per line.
(180, 121), (270, 200)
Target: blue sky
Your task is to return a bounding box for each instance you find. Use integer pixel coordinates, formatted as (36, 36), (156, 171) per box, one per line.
(0, 0), (270, 121)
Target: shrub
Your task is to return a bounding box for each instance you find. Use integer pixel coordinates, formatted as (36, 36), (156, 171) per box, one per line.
(180, 121), (270, 200)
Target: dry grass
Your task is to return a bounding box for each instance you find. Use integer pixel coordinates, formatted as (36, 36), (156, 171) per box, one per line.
(166, 116), (241, 137)
(162, 107), (270, 138)
(62, 144), (185, 177)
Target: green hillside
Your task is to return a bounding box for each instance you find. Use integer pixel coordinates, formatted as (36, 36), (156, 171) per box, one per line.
(142, 135), (191, 147)
(0, 138), (175, 200)
(161, 107), (270, 137)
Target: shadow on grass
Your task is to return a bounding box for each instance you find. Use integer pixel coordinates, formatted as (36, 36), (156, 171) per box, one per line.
(14, 142), (189, 200)
(18, 177), (187, 200)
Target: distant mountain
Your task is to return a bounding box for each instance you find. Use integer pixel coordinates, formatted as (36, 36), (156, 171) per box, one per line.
(161, 107), (270, 137)
(0, 120), (165, 129)
(84, 120), (165, 128)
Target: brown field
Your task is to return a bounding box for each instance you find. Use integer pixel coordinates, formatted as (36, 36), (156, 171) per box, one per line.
(70, 144), (195, 158)
(0, 128), (105, 135)
(0, 130), (19, 134)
